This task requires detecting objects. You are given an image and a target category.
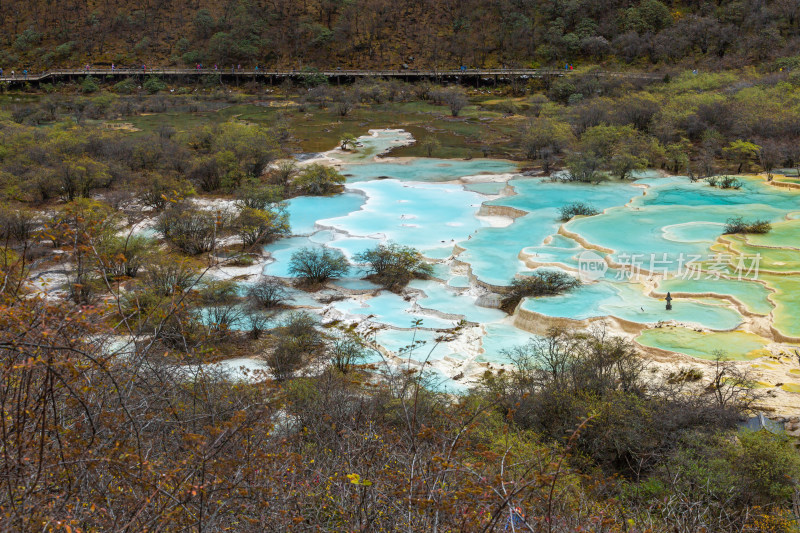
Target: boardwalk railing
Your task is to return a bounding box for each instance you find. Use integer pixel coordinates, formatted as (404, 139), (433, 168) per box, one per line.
(0, 68), (664, 83)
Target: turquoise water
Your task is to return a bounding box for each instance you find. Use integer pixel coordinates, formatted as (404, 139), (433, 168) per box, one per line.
(332, 278), (382, 291)
(480, 322), (541, 363)
(373, 327), (473, 394)
(332, 291), (457, 329)
(662, 222), (726, 243)
(332, 129), (413, 162)
(657, 277), (773, 315)
(423, 371), (472, 393)
(568, 204), (786, 266)
(491, 177), (641, 213)
(521, 280), (743, 330)
(133, 227), (159, 239)
(287, 192), (365, 235)
(634, 175), (800, 210)
(457, 178), (640, 284)
(374, 328), (455, 361)
(636, 327), (769, 361)
(321, 180), (486, 252)
(429, 263), (471, 287)
(342, 158), (518, 182)
(569, 176), (800, 270)
(325, 236), (383, 260)
(464, 182), (508, 195)
(521, 234), (585, 269)
(307, 229), (337, 243)
(244, 132), (800, 375)
(282, 287), (325, 307)
(408, 280), (506, 323)
(262, 236), (324, 277)
(448, 275), (471, 288)
(431, 263), (451, 279)
(196, 305), (305, 333)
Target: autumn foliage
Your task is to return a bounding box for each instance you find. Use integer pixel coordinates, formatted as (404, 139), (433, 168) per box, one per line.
(4, 0), (800, 70)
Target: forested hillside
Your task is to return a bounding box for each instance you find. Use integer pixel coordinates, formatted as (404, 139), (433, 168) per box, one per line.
(3, 0), (800, 69)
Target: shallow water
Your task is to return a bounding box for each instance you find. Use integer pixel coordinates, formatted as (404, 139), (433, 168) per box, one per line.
(374, 328), (455, 361)
(745, 218), (800, 250)
(521, 234), (586, 269)
(332, 291), (457, 330)
(263, 236), (325, 277)
(458, 178), (640, 284)
(408, 279), (506, 323)
(447, 275), (471, 288)
(569, 176), (800, 269)
(250, 130), (800, 378)
(636, 327), (769, 360)
(322, 179), (487, 251)
(758, 274), (800, 339)
(332, 278), (382, 291)
(333, 129), (415, 162)
(464, 182), (508, 195)
(657, 277), (773, 315)
(521, 280), (744, 330)
(342, 158), (518, 183)
(480, 322), (541, 363)
(287, 192), (365, 235)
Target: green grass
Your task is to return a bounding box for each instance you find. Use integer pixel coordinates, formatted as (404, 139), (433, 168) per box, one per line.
(102, 97), (523, 156)
(2, 88), (527, 157)
(105, 103), (267, 136)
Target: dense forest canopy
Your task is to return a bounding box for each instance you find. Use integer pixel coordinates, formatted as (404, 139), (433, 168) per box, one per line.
(4, 0), (800, 69)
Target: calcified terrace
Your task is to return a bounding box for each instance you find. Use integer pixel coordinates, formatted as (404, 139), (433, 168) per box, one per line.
(202, 130), (800, 411)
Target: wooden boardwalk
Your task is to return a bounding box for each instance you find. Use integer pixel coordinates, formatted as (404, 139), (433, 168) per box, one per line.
(0, 68), (664, 84)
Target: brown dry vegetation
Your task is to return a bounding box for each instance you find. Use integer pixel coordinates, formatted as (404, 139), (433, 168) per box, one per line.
(4, 0), (800, 70)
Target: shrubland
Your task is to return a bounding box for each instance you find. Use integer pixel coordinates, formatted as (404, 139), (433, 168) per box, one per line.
(1, 241), (796, 530)
(559, 201), (600, 221)
(501, 270), (582, 312)
(288, 247), (351, 285)
(354, 242), (434, 290)
(0, 67), (797, 531)
(724, 216), (773, 234)
(4, 68), (800, 180)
